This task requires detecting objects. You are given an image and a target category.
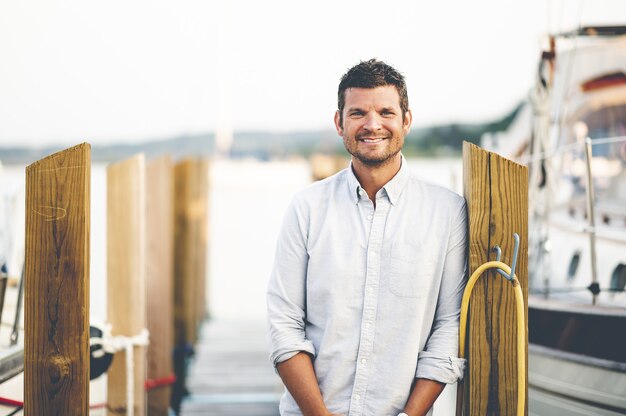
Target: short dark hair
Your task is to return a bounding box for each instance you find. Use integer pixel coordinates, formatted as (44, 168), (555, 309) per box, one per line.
(337, 59), (409, 125)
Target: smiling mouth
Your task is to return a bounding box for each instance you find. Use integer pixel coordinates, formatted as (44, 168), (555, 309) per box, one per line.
(358, 137), (386, 143)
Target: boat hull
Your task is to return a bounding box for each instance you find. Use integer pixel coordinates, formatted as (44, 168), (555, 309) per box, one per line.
(529, 344), (626, 415)
(528, 297), (626, 415)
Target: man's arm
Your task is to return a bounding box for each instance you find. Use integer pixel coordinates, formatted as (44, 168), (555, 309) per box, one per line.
(407, 199), (468, 414)
(267, 194), (316, 364)
(402, 378), (445, 416)
(277, 352), (341, 416)
(268, 196), (340, 414)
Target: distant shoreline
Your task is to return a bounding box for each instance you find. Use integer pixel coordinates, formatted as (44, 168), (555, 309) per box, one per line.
(0, 104), (521, 164)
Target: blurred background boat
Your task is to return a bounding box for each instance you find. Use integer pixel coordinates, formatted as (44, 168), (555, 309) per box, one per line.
(483, 25), (626, 416)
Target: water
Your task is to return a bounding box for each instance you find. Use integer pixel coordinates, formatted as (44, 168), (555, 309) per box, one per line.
(208, 159), (312, 320)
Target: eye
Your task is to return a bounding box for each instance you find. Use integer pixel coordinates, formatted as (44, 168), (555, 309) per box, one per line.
(381, 110), (395, 116)
(349, 110), (364, 117)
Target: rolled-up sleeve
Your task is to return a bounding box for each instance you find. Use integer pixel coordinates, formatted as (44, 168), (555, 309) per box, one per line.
(416, 199), (467, 383)
(267, 195), (316, 368)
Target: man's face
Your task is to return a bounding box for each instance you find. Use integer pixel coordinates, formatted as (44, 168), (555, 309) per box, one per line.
(335, 85), (412, 167)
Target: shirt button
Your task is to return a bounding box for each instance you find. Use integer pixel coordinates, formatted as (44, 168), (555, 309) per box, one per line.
(354, 394), (361, 401)
(367, 215), (373, 220)
(361, 358), (367, 365)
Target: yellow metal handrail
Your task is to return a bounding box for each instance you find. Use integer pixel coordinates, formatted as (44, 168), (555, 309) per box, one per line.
(456, 261), (526, 416)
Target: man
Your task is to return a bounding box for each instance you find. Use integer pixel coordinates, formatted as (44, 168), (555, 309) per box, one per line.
(267, 59), (467, 416)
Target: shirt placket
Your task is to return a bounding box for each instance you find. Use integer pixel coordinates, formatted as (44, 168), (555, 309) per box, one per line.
(349, 195), (389, 416)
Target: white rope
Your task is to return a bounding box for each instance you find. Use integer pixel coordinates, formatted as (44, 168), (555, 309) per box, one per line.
(91, 324), (150, 416)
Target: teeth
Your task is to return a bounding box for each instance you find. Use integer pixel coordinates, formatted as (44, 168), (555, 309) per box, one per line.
(362, 138), (383, 143)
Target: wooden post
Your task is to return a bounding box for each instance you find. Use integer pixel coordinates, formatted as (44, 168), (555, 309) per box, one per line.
(24, 143), (91, 415)
(173, 159), (208, 347)
(107, 154), (146, 415)
(146, 155), (174, 415)
(462, 142), (528, 415)
(198, 161), (209, 326)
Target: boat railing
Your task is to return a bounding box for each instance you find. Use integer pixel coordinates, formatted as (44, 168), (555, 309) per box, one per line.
(583, 137), (599, 305)
(520, 134), (626, 304)
(518, 134), (626, 165)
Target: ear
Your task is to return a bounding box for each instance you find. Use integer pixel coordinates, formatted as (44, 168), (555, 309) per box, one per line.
(334, 110), (344, 136)
(403, 109), (413, 134)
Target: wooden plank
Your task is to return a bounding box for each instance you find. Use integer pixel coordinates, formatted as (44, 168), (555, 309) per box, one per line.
(462, 142), (528, 415)
(107, 154), (147, 415)
(146, 155), (174, 415)
(24, 143), (91, 415)
(173, 159), (208, 347)
(181, 320), (282, 416)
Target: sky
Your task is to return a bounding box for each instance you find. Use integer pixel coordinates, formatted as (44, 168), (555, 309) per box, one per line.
(1, 0), (625, 147)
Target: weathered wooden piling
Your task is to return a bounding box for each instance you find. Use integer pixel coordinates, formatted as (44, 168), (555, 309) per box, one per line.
(461, 142), (528, 415)
(146, 155), (175, 415)
(173, 158), (208, 347)
(24, 143), (91, 415)
(170, 158), (209, 413)
(107, 154), (147, 415)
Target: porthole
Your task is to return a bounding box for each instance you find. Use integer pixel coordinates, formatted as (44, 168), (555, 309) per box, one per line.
(610, 264), (626, 292)
(567, 251), (581, 281)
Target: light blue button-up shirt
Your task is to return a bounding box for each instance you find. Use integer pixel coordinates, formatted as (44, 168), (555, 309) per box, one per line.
(267, 157), (467, 416)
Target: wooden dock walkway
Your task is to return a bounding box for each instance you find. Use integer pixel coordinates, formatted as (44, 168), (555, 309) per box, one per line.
(181, 319), (283, 415)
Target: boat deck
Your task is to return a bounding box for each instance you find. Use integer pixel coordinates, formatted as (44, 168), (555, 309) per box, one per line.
(181, 319), (283, 415)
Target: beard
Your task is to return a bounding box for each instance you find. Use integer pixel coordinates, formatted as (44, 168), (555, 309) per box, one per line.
(343, 132), (404, 167)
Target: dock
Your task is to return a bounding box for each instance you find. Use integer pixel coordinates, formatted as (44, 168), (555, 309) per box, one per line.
(181, 319), (283, 415)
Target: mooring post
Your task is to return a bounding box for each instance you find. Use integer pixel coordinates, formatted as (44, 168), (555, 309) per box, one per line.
(461, 142), (528, 415)
(24, 143), (91, 415)
(173, 158), (208, 347)
(171, 158), (208, 412)
(146, 155), (174, 415)
(107, 154), (147, 415)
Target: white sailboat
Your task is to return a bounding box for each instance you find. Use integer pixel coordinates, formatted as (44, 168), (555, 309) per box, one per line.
(483, 26), (626, 415)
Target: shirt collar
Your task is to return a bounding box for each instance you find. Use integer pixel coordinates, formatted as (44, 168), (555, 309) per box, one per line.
(347, 162), (363, 205)
(383, 154), (409, 205)
(346, 154), (409, 206)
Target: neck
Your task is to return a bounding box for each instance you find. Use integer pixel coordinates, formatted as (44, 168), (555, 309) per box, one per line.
(352, 153), (402, 205)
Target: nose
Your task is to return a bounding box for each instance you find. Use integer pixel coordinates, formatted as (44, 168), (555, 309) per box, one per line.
(363, 112), (382, 131)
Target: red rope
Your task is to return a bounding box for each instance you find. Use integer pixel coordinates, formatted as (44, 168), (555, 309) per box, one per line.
(0, 374), (176, 411)
(0, 397), (107, 409)
(0, 397), (22, 407)
(145, 374), (176, 391)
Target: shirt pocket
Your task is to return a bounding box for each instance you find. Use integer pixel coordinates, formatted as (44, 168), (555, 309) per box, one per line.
(389, 242), (437, 298)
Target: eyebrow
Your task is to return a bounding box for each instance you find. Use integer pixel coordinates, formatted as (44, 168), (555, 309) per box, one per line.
(346, 105), (398, 111)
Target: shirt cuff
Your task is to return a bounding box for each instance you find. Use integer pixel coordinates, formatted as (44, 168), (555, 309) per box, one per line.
(270, 340), (316, 370)
(415, 350), (466, 384)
